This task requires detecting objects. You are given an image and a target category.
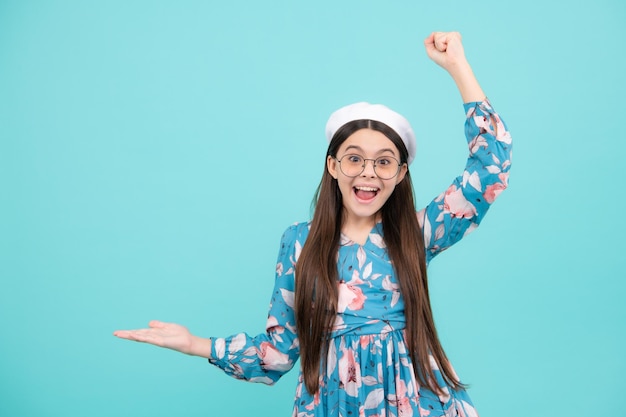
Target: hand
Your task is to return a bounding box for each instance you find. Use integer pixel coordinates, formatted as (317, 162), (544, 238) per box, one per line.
(424, 31), (468, 72)
(114, 320), (195, 355)
(424, 31), (485, 103)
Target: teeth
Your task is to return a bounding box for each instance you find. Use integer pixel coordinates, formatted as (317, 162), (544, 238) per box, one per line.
(355, 186), (378, 192)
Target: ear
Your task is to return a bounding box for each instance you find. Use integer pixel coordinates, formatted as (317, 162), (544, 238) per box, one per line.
(327, 155), (338, 179)
(395, 163), (408, 184)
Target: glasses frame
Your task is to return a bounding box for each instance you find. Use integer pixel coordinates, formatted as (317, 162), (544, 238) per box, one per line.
(334, 153), (403, 180)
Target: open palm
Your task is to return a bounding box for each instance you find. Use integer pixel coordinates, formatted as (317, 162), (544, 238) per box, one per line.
(114, 320), (194, 354)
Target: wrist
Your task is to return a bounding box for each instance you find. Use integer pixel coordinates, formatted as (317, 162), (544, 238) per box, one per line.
(188, 335), (213, 358)
(446, 59), (473, 82)
(447, 62), (485, 103)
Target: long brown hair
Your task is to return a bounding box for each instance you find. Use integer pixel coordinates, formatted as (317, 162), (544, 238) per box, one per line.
(295, 119), (464, 395)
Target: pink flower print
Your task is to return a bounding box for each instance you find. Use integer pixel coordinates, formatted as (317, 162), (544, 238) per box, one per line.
(347, 284), (365, 310)
(265, 315), (283, 332)
(337, 281), (366, 312)
(265, 316), (285, 342)
(348, 269), (365, 286)
(338, 346), (362, 397)
(468, 135), (488, 155)
(387, 380), (413, 417)
(259, 342), (292, 372)
(275, 262), (283, 276)
(360, 334), (372, 349)
(304, 387), (321, 410)
(443, 185), (477, 219)
(483, 172), (509, 204)
(397, 380), (414, 417)
(397, 397), (414, 417)
(473, 112), (511, 146)
(499, 171), (509, 186)
(492, 113), (512, 144)
(483, 183), (505, 204)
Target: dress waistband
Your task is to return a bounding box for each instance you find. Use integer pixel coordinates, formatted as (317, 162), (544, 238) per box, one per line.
(330, 318), (406, 338)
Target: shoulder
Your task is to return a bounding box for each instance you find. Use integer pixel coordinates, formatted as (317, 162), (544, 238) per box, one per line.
(277, 221), (311, 258)
(281, 221), (311, 240)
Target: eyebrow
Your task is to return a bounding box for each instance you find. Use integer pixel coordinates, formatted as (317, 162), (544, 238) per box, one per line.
(343, 145), (398, 156)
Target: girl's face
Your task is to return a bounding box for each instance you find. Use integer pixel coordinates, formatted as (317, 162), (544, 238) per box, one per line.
(327, 128), (407, 224)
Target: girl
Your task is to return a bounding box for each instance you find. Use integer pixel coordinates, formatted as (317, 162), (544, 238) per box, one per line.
(114, 31), (512, 417)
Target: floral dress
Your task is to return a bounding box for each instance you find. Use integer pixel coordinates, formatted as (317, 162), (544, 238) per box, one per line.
(208, 100), (512, 417)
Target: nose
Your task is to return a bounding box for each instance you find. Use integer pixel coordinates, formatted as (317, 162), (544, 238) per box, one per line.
(360, 159), (377, 177)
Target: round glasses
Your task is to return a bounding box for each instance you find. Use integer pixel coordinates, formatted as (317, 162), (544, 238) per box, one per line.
(335, 154), (403, 180)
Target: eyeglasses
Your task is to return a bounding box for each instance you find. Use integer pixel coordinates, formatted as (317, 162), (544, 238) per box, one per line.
(334, 154), (403, 180)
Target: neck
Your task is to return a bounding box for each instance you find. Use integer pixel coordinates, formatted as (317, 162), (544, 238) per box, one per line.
(341, 210), (380, 245)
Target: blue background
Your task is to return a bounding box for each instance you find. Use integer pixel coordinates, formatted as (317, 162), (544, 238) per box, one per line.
(1, 1), (624, 416)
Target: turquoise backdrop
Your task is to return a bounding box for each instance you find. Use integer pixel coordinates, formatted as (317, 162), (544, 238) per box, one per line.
(1, 1), (624, 416)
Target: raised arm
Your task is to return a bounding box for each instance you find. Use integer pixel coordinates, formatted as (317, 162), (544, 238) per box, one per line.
(424, 31), (485, 103)
(418, 32), (513, 262)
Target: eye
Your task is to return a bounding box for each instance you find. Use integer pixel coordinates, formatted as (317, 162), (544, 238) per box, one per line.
(376, 157), (392, 166)
(346, 154), (363, 164)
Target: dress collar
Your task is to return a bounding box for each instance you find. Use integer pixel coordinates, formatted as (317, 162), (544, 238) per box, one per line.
(339, 222), (386, 249)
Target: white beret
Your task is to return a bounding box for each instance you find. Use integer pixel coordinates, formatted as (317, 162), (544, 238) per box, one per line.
(325, 102), (417, 165)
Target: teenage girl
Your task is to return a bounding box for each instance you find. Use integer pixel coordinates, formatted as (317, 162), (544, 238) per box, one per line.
(114, 31), (512, 417)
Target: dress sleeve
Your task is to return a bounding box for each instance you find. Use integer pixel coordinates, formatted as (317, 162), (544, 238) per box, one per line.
(207, 224), (302, 385)
(417, 99), (513, 263)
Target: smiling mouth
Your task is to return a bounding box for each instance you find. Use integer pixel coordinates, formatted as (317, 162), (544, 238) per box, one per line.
(354, 186), (379, 201)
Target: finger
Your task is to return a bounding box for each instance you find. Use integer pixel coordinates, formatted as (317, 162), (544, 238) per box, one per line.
(113, 329), (142, 340)
(149, 320), (166, 329)
(423, 32), (440, 59)
(445, 32), (462, 49)
(113, 329), (148, 339)
(423, 32), (435, 47)
(433, 32), (448, 52)
(114, 329), (160, 345)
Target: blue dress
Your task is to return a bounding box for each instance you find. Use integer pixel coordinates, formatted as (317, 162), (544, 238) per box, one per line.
(208, 100), (512, 417)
